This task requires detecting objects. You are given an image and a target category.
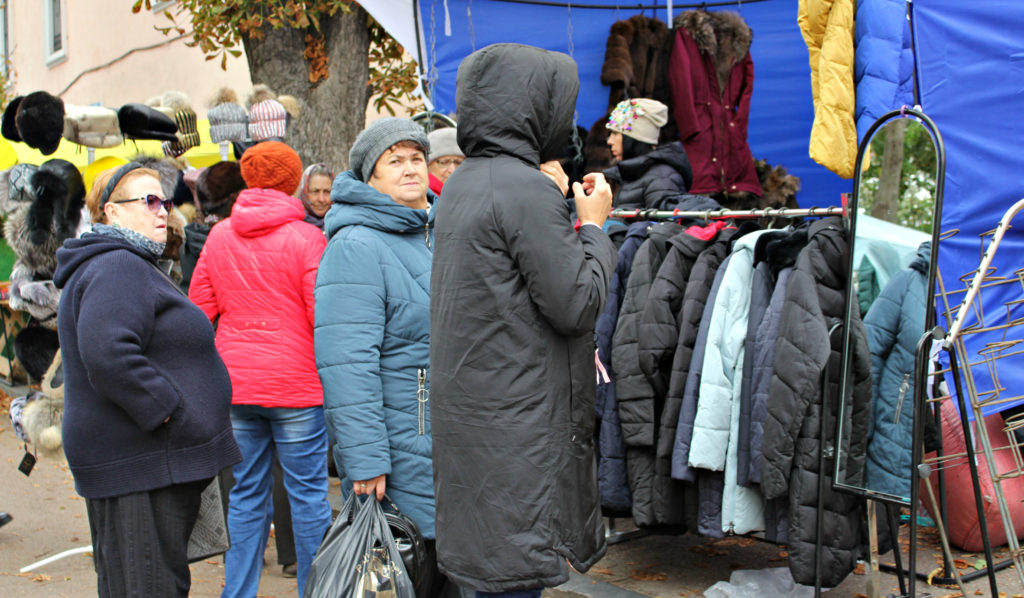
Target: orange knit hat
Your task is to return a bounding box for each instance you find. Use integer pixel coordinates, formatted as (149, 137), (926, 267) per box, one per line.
(239, 141), (303, 195)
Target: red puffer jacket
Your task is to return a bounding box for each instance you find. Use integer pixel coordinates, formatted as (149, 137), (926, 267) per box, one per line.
(190, 188), (326, 408)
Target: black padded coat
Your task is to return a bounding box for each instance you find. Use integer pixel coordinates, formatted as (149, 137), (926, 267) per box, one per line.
(430, 44), (617, 592)
(760, 217), (872, 587)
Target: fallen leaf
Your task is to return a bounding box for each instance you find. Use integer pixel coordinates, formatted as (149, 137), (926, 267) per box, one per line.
(591, 568), (613, 576)
(853, 562), (865, 575)
(32, 574), (50, 582)
(953, 559), (971, 569)
(629, 569), (667, 581)
(973, 558), (987, 570)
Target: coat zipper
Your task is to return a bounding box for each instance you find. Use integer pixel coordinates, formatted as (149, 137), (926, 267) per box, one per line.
(417, 368), (428, 435)
(894, 373), (911, 425)
(424, 221), (431, 248)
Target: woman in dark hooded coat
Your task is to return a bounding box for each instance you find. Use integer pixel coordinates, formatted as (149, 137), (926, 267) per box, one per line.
(430, 43), (617, 596)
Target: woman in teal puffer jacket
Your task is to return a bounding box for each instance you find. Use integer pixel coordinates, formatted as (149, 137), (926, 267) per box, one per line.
(314, 118), (444, 596)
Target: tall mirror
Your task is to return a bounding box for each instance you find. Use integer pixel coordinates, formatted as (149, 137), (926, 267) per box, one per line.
(833, 107), (945, 505)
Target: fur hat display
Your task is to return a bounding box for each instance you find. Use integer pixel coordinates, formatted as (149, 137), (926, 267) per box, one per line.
(277, 95), (301, 120)
(160, 91), (200, 157)
(349, 118), (430, 182)
(62, 104), (122, 148)
(208, 87), (249, 143)
(4, 159), (84, 274)
(14, 326), (59, 382)
(606, 98), (669, 145)
(240, 141), (302, 194)
(117, 103), (179, 142)
(8, 263), (61, 326)
(16, 91), (66, 155)
(427, 127), (463, 163)
(6, 163), (39, 206)
(2, 96), (23, 142)
(131, 155), (181, 201)
(196, 161), (245, 218)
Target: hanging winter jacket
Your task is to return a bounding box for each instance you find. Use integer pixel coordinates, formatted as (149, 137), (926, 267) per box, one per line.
(863, 242), (930, 498)
(668, 11), (761, 197)
(430, 44), (616, 592)
(604, 142), (694, 211)
(799, 0), (857, 178)
(737, 227), (808, 487)
(611, 221), (686, 526)
(690, 228), (770, 535)
(638, 221), (727, 400)
(612, 221), (681, 448)
(761, 217), (872, 587)
(595, 222), (651, 514)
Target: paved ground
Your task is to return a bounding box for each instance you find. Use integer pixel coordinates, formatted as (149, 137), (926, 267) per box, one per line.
(2, 382), (1023, 597)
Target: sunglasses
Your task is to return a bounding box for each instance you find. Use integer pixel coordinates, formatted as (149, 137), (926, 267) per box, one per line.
(112, 194), (173, 213)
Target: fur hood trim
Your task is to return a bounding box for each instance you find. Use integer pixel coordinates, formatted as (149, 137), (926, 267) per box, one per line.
(675, 10), (752, 92)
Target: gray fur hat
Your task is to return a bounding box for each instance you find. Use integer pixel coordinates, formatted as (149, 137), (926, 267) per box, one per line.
(349, 117), (429, 182)
(427, 127), (463, 163)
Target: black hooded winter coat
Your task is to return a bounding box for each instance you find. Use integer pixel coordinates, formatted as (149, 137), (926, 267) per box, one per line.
(430, 44), (617, 592)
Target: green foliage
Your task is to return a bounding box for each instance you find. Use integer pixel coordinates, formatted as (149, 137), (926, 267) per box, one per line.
(859, 122), (939, 234)
(132, 0), (421, 112)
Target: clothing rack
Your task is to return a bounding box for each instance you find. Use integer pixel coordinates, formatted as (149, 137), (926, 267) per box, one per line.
(608, 205), (846, 221)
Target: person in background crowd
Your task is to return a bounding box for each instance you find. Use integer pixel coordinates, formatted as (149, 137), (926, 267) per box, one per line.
(426, 127), (464, 196)
(315, 117), (449, 598)
(604, 98), (693, 211)
(179, 161), (246, 293)
(189, 141), (331, 597)
(296, 163), (334, 229)
(430, 43), (617, 598)
(54, 163), (241, 598)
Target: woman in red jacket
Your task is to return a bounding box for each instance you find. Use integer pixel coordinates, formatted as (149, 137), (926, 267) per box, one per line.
(189, 141), (331, 598)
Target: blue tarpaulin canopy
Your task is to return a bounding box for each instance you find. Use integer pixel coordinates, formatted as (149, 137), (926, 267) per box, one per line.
(361, 0), (1024, 418)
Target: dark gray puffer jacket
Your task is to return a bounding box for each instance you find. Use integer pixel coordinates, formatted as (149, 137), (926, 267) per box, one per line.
(760, 217), (872, 587)
(604, 141), (693, 210)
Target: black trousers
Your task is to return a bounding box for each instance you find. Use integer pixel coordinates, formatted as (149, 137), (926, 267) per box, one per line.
(86, 478), (209, 598)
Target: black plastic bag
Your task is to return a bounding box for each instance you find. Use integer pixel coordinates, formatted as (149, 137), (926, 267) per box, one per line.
(304, 493), (416, 598)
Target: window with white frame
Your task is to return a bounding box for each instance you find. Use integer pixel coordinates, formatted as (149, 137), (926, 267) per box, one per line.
(44, 0), (66, 66)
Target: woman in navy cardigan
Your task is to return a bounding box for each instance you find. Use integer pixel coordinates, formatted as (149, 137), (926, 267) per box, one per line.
(54, 163), (240, 598)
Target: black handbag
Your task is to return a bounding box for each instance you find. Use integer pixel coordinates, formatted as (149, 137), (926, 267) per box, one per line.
(382, 496), (428, 591)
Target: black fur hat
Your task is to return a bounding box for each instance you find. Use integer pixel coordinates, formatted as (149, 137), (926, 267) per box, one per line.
(15, 91), (65, 155)
(117, 103), (179, 142)
(14, 326), (60, 383)
(196, 161), (245, 219)
(2, 96), (23, 142)
(38, 159), (85, 242)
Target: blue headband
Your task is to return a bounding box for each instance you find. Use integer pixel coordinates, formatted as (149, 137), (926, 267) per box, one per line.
(99, 161), (146, 208)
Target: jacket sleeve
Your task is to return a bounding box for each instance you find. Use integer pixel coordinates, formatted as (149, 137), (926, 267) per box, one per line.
(497, 177), (617, 338)
(188, 233), (219, 323)
(314, 236), (391, 481)
(301, 228), (327, 329)
(638, 247), (686, 397)
(760, 268), (831, 499)
(668, 29), (700, 142)
(76, 266), (182, 432)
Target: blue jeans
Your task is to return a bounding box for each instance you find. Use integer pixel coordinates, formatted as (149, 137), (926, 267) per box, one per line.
(221, 405), (332, 598)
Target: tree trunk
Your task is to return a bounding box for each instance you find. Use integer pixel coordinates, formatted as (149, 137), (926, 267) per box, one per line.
(242, 7), (372, 170)
(871, 119), (907, 223)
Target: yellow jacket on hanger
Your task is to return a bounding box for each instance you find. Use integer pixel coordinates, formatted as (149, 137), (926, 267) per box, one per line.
(799, 0), (857, 179)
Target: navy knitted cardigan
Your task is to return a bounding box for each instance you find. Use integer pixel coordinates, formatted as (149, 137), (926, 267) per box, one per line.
(55, 234), (241, 499)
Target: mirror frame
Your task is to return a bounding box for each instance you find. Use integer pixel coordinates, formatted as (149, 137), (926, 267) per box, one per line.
(833, 106), (946, 505)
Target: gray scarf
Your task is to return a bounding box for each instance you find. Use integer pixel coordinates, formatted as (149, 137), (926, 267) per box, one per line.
(91, 223), (166, 259)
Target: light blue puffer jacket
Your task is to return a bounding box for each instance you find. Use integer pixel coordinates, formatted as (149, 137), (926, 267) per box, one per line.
(314, 171), (436, 537)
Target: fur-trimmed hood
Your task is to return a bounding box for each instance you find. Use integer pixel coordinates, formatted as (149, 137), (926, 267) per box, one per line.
(674, 10), (752, 92)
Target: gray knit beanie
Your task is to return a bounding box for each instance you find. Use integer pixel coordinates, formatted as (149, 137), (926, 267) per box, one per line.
(427, 127), (463, 163)
(349, 117), (430, 182)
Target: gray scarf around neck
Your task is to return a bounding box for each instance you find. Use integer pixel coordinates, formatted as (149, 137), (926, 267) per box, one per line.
(91, 223), (166, 259)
